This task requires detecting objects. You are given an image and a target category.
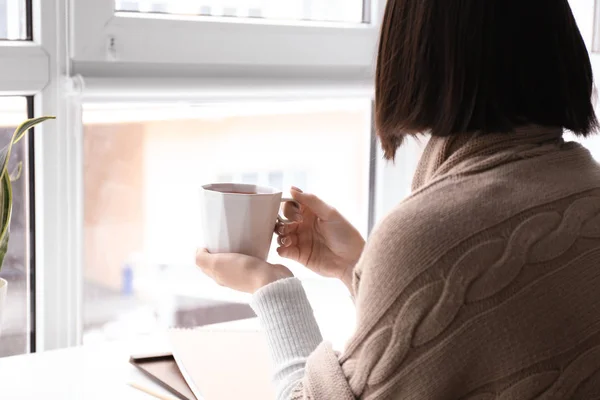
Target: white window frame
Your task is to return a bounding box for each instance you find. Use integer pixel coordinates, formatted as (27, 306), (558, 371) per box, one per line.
(32, 0), (81, 352)
(0, 0), (391, 353)
(71, 0), (382, 77)
(0, 44), (47, 94)
(64, 0), (386, 349)
(0, 33), (48, 352)
(0, 0), (80, 354)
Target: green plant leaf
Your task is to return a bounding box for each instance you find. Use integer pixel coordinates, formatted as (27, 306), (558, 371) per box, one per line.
(0, 172), (12, 270)
(0, 116), (55, 177)
(0, 116), (54, 272)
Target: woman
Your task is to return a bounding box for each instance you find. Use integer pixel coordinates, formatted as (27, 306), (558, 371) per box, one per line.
(196, 0), (600, 398)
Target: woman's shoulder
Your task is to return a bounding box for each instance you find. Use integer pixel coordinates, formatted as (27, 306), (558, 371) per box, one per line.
(368, 144), (600, 259)
(351, 179), (491, 323)
(368, 177), (493, 252)
(355, 179), (487, 287)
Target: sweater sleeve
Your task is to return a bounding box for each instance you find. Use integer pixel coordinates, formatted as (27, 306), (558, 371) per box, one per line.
(250, 278), (323, 400)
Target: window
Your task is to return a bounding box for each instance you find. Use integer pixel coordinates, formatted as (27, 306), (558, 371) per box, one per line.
(115, 0), (366, 24)
(0, 97), (34, 357)
(0, 0), (29, 40)
(81, 99), (371, 348)
(72, 0), (380, 73)
(565, 132), (600, 161)
(6, 0), (382, 353)
(0, 0), (57, 358)
(565, 0), (595, 50)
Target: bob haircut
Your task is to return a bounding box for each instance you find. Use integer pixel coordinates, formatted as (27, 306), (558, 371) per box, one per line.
(376, 0), (598, 159)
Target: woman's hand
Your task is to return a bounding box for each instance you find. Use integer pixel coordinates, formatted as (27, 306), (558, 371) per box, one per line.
(275, 187), (365, 290)
(195, 249), (293, 294)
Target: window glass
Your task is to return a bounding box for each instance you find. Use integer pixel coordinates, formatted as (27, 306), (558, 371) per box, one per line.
(567, 0), (595, 48)
(115, 0), (366, 24)
(0, 0), (29, 40)
(0, 96), (33, 358)
(82, 99), (370, 348)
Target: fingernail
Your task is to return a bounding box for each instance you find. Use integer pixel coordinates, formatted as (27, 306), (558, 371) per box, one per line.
(291, 186), (303, 193)
(282, 237), (290, 245)
(278, 225), (285, 235)
(294, 214), (303, 222)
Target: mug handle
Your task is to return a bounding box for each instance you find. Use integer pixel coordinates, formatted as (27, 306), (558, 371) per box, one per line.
(277, 198), (300, 224)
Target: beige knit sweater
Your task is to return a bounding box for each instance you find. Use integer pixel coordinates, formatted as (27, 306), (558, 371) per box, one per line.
(288, 127), (600, 399)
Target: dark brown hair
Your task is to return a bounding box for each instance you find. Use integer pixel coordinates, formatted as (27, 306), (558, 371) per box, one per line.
(376, 0), (598, 159)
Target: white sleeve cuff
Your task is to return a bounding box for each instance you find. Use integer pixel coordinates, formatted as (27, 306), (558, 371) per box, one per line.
(250, 277), (323, 366)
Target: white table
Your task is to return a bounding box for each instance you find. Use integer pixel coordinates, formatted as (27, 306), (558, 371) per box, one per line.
(0, 334), (177, 400)
(0, 319), (263, 400)
(0, 292), (355, 400)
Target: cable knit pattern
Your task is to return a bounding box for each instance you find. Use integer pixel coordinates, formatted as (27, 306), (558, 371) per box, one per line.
(410, 197), (600, 348)
(466, 345), (600, 400)
(260, 127), (600, 399)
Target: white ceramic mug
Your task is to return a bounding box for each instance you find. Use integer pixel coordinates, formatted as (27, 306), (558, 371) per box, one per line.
(200, 183), (296, 260)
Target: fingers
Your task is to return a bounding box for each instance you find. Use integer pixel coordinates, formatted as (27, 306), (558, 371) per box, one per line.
(196, 248), (216, 278)
(277, 233), (298, 248)
(274, 220), (298, 236)
(277, 244), (300, 262)
(290, 188), (336, 221)
(282, 201), (303, 222)
(195, 249), (259, 289)
(195, 249), (239, 279)
(276, 229), (300, 261)
(195, 248), (210, 267)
